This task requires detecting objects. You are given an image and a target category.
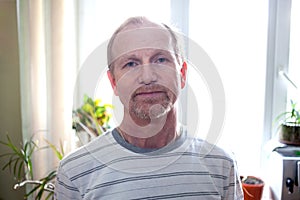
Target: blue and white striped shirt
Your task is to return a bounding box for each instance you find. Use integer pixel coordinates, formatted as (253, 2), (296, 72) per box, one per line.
(55, 129), (243, 199)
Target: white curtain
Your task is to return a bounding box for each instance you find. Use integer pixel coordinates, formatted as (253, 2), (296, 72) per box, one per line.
(17, 0), (77, 180)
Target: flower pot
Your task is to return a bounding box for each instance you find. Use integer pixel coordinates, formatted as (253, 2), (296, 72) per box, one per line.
(278, 122), (300, 146)
(241, 176), (264, 200)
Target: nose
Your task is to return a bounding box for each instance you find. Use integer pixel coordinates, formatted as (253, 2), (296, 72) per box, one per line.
(138, 65), (157, 85)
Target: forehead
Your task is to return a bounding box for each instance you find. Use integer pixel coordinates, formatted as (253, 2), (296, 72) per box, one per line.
(110, 26), (173, 65)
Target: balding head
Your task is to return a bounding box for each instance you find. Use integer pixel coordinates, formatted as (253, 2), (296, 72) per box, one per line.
(107, 17), (184, 75)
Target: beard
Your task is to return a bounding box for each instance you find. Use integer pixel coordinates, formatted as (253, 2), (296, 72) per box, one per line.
(131, 97), (172, 120)
(129, 85), (176, 120)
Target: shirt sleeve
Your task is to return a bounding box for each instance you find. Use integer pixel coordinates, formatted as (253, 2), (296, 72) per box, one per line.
(224, 161), (244, 200)
(54, 164), (82, 200)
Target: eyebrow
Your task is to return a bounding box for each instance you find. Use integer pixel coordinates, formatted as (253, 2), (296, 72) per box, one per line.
(116, 49), (174, 63)
(118, 54), (140, 63)
(150, 50), (174, 61)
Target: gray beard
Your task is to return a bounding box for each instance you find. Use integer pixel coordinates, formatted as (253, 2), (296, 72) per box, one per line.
(131, 100), (172, 120)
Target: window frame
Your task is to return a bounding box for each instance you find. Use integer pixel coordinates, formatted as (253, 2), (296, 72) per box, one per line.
(170, 0), (190, 125)
(263, 0), (292, 145)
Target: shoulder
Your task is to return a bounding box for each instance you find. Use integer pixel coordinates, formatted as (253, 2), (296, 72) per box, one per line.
(188, 137), (236, 165)
(59, 131), (116, 170)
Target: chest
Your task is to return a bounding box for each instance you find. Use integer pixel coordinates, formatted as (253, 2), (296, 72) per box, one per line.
(78, 155), (226, 200)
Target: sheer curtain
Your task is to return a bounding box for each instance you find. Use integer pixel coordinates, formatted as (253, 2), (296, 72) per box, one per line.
(17, 0), (77, 180)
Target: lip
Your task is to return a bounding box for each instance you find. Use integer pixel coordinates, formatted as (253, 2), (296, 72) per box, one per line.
(134, 91), (165, 98)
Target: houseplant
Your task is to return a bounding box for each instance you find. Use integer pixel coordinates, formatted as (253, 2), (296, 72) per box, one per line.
(73, 94), (113, 137)
(0, 95), (112, 199)
(0, 135), (62, 200)
(241, 176), (264, 200)
(275, 100), (300, 145)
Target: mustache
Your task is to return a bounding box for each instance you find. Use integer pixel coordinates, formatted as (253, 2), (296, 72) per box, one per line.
(133, 84), (168, 96)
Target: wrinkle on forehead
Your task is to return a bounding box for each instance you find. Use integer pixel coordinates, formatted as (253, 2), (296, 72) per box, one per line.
(109, 27), (174, 66)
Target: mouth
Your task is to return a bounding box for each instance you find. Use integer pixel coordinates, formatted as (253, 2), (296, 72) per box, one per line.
(132, 84), (170, 101)
(134, 91), (166, 98)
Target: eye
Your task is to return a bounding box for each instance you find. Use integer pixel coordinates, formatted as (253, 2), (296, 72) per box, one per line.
(124, 61), (138, 68)
(156, 57), (168, 64)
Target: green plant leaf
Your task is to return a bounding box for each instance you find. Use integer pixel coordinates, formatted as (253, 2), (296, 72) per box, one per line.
(27, 159), (33, 180)
(36, 170), (56, 199)
(2, 156), (16, 171)
(44, 139), (64, 160)
(73, 94), (113, 136)
(6, 136), (22, 156)
(274, 100), (300, 125)
(25, 184), (41, 199)
(36, 185), (45, 200)
(82, 103), (94, 113)
(104, 104), (114, 108)
(274, 111), (289, 125)
(87, 97), (94, 106)
(45, 191), (54, 200)
(59, 140), (64, 157)
(0, 152), (15, 158)
(17, 161), (24, 180)
(1, 134), (58, 199)
(83, 94), (89, 103)
(13, 158), (20, 179)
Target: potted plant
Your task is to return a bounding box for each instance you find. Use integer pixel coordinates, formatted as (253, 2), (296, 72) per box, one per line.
(241, 176), (264, 200)
(275, 100), (300, 145)
(0, 135), (62, 199)
(0, 95), (113, 199)
(73, 94), (113, 137)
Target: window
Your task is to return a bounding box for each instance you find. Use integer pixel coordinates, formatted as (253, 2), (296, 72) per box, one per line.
(189, 0), (268, 175)
(264, 0), (299, 139)
(287, 0), (300, 104)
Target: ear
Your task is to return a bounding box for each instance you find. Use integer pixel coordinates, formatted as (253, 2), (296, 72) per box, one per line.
(107, 70), (118, 96)
(180, 61), (187, 89)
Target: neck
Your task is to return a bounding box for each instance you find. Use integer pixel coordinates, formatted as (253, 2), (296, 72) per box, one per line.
(118, 108), (178, 149)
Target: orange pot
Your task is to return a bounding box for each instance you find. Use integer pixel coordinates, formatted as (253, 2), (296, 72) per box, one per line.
(242, 176), (264, 200)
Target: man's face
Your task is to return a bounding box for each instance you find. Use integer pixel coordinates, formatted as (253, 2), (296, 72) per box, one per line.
(108, 26), (185, 121)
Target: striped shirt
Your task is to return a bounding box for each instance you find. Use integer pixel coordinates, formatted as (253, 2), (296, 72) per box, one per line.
(55, 128), (243, 199)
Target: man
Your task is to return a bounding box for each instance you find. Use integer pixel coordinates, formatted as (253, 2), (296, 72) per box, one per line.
(55, 16), (244, 199)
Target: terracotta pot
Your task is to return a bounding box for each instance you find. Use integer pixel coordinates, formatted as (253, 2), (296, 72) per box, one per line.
(278, 122), (300, 146)
(241, 176), (264, 200)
